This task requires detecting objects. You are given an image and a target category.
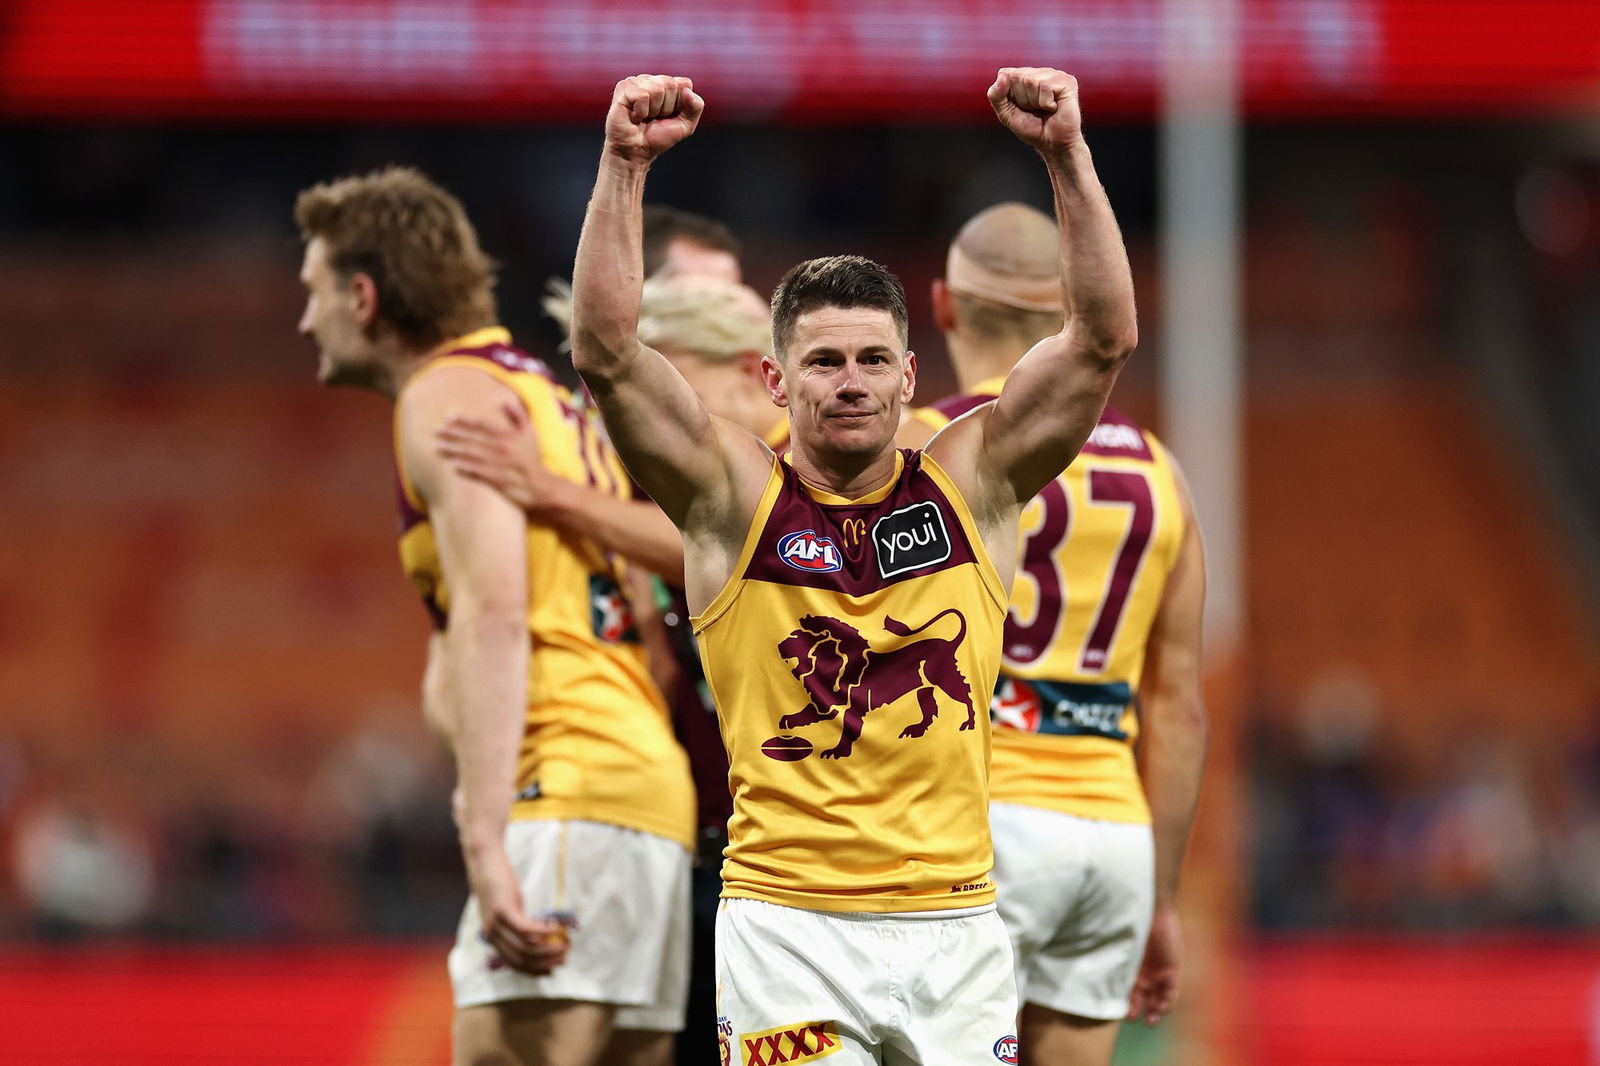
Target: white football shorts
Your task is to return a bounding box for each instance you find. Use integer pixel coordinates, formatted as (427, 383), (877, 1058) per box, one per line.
(990, 800), (1154, 1021)
(716, 897), (1019, 1066)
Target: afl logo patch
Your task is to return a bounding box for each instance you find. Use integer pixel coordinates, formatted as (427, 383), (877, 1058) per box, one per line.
(872, 500), (951, 578)
(778, 529), (843, 573)
(993, 1036), (1019, 1064)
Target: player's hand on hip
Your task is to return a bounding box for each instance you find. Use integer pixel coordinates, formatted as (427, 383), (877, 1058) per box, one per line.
(605, 75), (704, 163)
(988, 67), (1082, 152)
(466, 842), (568, 975)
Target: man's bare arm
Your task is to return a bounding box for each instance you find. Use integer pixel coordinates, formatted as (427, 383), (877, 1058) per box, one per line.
(569, 75), (770, 540)
(535, 487), (684, 585)
(420, 631), (452, 742)
(932, 68), (1137, 516)
(1128, 466), (1208, 1025)
(399, 366), (565, 976)
(436, 407), (687, 584)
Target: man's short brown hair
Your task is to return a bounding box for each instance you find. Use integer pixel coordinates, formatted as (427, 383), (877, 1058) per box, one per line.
(770, 255), (908, 359)
(294, 166), (497, 348)
(642, 206), (742, 278)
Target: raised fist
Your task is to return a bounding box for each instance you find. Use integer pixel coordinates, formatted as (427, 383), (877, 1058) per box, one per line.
(988, 67), (1082, 152)
(605, 74), (704, 163)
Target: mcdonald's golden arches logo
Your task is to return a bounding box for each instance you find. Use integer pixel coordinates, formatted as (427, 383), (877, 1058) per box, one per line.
(840, 518), (867, 548)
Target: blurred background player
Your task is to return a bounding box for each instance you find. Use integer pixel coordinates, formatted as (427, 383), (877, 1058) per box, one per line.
(435, 269), (787, 1064)
(569, 67), (1138, 1063)
(642, 204), (744, 283)
(901, 203), (1207, 1066)
(294, 166), (694, 1066)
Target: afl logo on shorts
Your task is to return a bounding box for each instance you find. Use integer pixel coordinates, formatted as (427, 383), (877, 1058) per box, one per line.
(993, 1036), (1019, 1064)
(778, 529), (843, 573)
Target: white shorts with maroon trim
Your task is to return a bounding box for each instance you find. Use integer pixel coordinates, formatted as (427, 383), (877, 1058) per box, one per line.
(991, 800), (1154, 1021)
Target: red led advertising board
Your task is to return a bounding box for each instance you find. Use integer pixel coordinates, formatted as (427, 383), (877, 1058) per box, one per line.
(2, 0), (1598, 122)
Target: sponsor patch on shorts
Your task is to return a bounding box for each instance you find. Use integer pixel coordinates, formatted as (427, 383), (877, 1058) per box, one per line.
(740, 1020), (840, 1066)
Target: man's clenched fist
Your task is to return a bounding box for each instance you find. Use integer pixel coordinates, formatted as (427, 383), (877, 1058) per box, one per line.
(988, 67), (1082, 153)
(605, 74), (704, 163)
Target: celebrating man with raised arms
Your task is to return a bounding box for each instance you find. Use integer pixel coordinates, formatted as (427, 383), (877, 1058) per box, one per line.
(570, 68), (1138, 1064)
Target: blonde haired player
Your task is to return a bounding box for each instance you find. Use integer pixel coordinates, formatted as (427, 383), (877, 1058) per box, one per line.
(569, 68), (1138, 1064)
(434, 274), (787, 577)
(901, 203), (1207, 1066)
(295, 166), (693, 1066)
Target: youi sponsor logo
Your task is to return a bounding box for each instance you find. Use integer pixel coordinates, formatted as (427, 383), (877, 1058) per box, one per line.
(872, 500), (951, 579)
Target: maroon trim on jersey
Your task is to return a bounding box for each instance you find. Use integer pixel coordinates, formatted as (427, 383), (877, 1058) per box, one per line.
(930, 392), (994, 421)
(743, 449), (978, 595)
(395, 470), (427, 533)
(1079, 405), (1154, 461)
(442, 340), (558, 384)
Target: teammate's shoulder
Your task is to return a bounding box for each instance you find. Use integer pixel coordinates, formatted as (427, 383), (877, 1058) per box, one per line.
(403, 358), (515, 405)
(928, 391), (996, 421)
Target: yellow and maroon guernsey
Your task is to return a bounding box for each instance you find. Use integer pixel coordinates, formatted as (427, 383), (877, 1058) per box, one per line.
(693, 448), (1008, 912)
(395, 328), (694, 850)
(917, 380), (1187, 824)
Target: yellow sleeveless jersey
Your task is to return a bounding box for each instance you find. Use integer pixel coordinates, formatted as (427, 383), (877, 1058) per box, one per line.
(395, 328), (694, 849)
(693, 449), (1008, 912)
(917, 381), (1187, 824)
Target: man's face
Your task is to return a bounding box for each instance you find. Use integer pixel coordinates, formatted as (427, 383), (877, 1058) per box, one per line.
(298, 237), (376, 387)
(768, 306), (915, 459)
(660, 237), (741, 284)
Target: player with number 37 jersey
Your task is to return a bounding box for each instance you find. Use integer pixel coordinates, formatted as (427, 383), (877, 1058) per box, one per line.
(903, 200), (1206, 1064)
(937, 397), (1187, 824)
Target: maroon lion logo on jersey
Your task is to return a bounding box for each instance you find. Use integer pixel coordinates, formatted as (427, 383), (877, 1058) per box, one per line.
(770, 609), (975, 759)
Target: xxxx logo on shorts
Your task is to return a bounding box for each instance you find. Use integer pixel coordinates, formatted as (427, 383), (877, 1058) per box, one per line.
(740, 1020), (839, 1066)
